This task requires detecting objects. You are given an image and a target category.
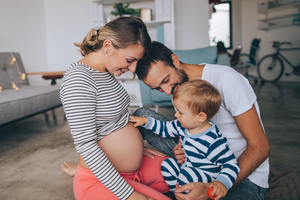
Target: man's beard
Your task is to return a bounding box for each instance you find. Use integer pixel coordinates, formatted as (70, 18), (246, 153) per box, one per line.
(171, 69), (189, 94)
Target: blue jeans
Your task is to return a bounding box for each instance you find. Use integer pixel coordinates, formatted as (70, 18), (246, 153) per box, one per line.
(132, 107), (178, 158)
(165, 179), (267, 200)
(132, 107), (267, 200)
(222, 178), (266, 200)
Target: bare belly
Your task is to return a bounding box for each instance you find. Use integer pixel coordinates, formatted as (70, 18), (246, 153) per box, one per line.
(79, 122), (144, 173)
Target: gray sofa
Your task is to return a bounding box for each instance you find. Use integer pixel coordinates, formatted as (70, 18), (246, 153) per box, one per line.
(139, 46), (231, 107)
(0, 52), (62, 126)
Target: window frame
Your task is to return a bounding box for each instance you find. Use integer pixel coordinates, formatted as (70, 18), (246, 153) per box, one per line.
(209, 1), (233, 50)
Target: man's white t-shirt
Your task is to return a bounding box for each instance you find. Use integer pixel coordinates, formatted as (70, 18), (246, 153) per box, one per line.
(201, 63), (269, 188)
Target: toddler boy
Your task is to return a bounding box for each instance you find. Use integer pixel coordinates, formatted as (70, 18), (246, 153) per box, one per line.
(130, 80), (240, 199)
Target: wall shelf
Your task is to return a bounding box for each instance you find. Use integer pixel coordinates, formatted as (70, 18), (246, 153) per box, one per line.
(258, 2), (300, 14)
(258, 13), (300, 22)
(145, 19), (171, 26)
(258, 22), (300, 30)
(258, 2), (300, 30)
(94, 0), (150, 5)
(90, 0), (175, 47)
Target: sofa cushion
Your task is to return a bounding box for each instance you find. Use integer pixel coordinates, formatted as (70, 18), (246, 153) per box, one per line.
(173, 46), (218, 65)
(217, 54), (231, 66)
(0, 53), (29, 90)
(0, 56), (13, 90)
(0, 85), (61, 125)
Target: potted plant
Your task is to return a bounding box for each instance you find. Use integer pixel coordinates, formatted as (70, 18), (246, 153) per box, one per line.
(111, 3), (141, 17)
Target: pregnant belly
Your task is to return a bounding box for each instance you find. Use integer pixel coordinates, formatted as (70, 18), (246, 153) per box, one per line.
(97, 122), (144, 173)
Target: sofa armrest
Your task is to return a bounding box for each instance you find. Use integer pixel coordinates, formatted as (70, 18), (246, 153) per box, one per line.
(139, 80), (173, 106)
(217, 54), (231, 66)
(173, 46), (218, 64)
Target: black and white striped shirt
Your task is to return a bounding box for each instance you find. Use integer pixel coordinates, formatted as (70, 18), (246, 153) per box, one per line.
(60, 62), (133, 199)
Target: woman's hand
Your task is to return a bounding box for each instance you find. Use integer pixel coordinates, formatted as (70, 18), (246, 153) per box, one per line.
(143, 147), (166, 159)
(128, 191), (154, 200)
(129, 116), (148, 127)
(175, 182), (210, 200)
(173, 140), (186, 165)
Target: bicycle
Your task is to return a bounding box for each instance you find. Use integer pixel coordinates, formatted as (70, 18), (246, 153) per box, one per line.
(257, 41), (300, 82)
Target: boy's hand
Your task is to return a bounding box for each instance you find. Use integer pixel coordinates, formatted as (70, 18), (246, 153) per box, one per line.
(208, 181), (227, 200)
(173, 140), (185, 165)
(129, 116), (148, 127)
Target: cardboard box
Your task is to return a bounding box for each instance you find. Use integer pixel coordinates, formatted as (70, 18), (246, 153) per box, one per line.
(141, 9), (152, 22)
(258, 1), (276, 11)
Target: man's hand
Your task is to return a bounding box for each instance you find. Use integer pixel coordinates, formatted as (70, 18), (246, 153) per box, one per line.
(175, 182), (210, 200)
(173, 140), (186, 165)
(130, 116), (148, 127)
(143, 147), (166, 159)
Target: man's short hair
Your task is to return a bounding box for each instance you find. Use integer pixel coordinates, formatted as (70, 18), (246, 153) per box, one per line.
(173, 79), (222, 121)
(136, 41), (175, 80)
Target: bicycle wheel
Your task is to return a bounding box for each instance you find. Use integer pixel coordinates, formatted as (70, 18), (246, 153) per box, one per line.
(257, 54), (284, 82)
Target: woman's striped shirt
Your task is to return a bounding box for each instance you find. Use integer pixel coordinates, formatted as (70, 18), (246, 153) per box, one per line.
(60, 62), (133, 199)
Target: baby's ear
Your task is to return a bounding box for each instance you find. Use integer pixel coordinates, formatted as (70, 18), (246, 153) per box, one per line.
(197, 112), (207, 123)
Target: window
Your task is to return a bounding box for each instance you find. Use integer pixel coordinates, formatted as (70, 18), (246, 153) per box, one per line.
(208, 1), (232, 49)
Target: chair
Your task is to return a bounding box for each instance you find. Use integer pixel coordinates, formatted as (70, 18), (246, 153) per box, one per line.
(230, 45), (242, 66)
(234, 38), (261, 82)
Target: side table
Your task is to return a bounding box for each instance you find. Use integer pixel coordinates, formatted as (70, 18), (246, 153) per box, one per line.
(42, 74), (64, 85)
(26, 71), (66, 123)
(42, 73), (65, 122)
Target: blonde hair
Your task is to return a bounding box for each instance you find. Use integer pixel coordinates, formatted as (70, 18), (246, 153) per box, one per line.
(74, 16), (151, 56)
(173, 80), (222, 120)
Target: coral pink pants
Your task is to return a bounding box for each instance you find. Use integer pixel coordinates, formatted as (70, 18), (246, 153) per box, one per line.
(73, 155), (171, 200)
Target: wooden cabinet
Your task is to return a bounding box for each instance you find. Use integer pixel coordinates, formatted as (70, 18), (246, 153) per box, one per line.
(90, 0), (175, 49)
(90, 0), (175, 107)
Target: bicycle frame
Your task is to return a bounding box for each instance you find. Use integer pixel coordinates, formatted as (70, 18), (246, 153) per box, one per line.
(257, 42), (300, 82)
(276, 47), (300, 69)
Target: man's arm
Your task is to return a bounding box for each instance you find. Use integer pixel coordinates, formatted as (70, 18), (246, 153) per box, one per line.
(233, 104), (270, 185)
(173, 104), (269, 200)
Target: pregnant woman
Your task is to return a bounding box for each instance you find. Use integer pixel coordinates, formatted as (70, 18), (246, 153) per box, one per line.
(60, 16), (171, 200)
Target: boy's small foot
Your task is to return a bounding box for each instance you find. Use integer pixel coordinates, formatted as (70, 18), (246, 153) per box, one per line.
(61, 162), (77, 176)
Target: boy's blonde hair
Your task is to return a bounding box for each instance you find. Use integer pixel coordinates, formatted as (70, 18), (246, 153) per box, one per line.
(173, 80), (222, 120)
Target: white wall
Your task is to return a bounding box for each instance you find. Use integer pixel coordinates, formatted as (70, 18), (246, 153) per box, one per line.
(44, 0), (90, 72)
(0, 0), (48, 85)
(231, 0), (242, 49)
(239, 0), (300, 82)
(0, 0), (89, 85)
(174, 0), (210, 49)
(1, 0), (299, 84)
